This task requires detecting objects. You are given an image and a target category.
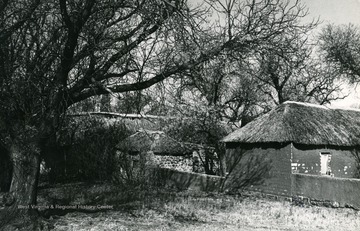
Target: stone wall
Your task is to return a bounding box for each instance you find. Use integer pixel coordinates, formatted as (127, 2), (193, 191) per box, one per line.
(116, 149), (220, 178)
(146, 150), (220, 174)
(150, 167), (224, 191)
(148, 152), (193, 172)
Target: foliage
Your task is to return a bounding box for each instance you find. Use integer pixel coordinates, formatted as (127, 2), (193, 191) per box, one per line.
(111, 151), (145, 186)
(165, 104), (231, 175)
(319, 24), (360, 83)
(318, 24), (360, 178)
(44, 117), (131, 183)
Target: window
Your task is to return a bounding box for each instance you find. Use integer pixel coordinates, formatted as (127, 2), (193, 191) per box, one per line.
(320, 152), (332, 175)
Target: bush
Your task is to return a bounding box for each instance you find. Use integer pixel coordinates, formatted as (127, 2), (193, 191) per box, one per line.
(164, 111), (230, 176)
(44, 117), (131, 183)
(111, 151), (147, 187)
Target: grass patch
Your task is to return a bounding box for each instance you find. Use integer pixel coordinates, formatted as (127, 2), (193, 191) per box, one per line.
(37, 184), (360, 230)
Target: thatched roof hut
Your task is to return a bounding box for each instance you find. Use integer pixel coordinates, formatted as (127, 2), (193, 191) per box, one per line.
(222, 101), (360, 147)
(222, 101), (360, 197)
(116, 130), (195, 156)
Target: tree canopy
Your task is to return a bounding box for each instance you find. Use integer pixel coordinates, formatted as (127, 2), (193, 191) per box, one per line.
(319, 24), (360, 83)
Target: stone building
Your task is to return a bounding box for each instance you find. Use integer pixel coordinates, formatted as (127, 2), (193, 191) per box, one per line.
(116, 130), (216, 174)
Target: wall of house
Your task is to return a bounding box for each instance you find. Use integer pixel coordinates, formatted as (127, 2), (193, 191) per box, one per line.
(223, 143), (360, 207)
(291, 144), (358, 178)
(225, 143), (292, 196)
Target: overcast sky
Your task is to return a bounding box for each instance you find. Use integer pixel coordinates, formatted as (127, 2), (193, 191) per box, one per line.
(301, 0), (360, 108)
(190, 0), (360, 107)
(302, 0), (360, 25)
(273, 0), (360, 107)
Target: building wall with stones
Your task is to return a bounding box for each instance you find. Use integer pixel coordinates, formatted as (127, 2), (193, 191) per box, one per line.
(146, 152), (193, 172)
(117, 150), (220, 175)
(150, 151), (221, 174)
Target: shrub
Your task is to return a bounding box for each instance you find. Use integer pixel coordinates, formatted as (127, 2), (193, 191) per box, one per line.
(44, 117), (131, 183)
(164, 112), (230, 176)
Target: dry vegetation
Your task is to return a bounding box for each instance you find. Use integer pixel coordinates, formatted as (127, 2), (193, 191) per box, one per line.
(41, 188), (360, 231)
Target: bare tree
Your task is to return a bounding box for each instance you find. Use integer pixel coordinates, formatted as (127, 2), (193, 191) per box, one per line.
(172, 0), (343, 122)
(245, 38), (345, 105)
(0, 0), (220, 227)
(162, 0), (323, 176)
(0, 0), (322, 228)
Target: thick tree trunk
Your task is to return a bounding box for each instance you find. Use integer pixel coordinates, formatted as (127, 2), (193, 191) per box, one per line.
(0, 141), (43, 230)
(0, 146), (12, 192)
(9, 143), (40, 207)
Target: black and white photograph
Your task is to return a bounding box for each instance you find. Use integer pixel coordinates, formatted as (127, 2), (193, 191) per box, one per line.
(0, 0), (360, 230)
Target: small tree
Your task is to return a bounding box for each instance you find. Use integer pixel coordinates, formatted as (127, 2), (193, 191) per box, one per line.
(165, 104), (232, 175)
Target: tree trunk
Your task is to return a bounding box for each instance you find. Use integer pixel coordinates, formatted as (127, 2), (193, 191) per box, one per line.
(0, 145), (12, 192)
(218, 151), (227, 177)
(0, 141), (43, 230)
(9, 143), (40, 206)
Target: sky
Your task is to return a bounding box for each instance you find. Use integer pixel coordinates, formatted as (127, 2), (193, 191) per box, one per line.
(190, 0), (360, 108)
(295, 0), (360, 108)
(302, 0), (360, 25)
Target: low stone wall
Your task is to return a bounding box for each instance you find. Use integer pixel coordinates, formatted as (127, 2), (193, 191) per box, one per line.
(150, 167), (224, 192)
(291, 173), (360, 209)
(150, 154), (193, 172)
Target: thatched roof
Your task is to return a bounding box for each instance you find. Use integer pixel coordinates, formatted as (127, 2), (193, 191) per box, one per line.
(116, 130), (196, 155)
(222, 101), (360, 147)
(68, 112), (171, 132)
